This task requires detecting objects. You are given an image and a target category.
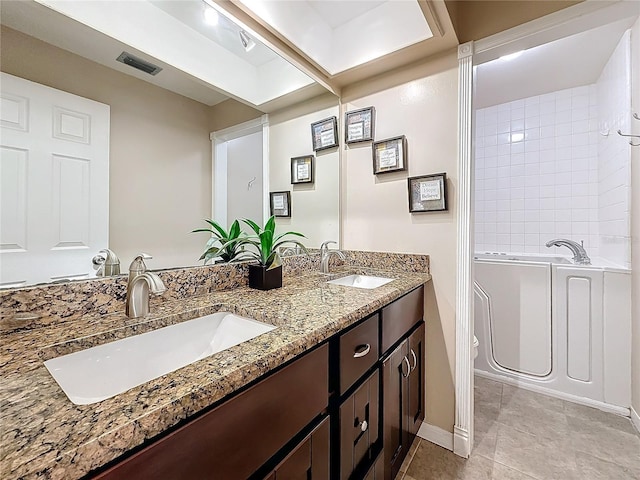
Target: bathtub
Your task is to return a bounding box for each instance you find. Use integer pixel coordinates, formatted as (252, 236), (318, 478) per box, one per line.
(473, 253), (631, 415)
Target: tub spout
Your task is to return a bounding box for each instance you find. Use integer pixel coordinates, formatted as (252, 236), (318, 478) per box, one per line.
(545, 239), (591, 265)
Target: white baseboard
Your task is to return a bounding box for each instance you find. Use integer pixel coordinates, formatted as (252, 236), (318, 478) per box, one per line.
(417, 422), (454, 451)
(631, 406), (640, 434)
(475, 369), (630, 417)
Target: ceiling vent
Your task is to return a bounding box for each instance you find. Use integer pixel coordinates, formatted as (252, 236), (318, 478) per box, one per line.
(116, 52), (163, 76)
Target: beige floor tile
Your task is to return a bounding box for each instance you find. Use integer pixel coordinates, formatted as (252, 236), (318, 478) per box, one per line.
(574, 451), (640, 480)
(475, 377), (503, 408)
(500, 385), (566, 414)
(473, 413), (499, 460)
(494, 423), (579, 480)
(491, 462), (537, 480)
(564, 402), (638, 436)
(399, 437), (422, 474)
(497, 404), (570, 441)
(567, 415), (640, 473)
(406, 441), (493, 480)
(402, 475), (419, 480)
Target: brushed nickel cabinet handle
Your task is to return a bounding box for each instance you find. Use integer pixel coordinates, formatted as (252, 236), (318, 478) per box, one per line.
(353, 344), (371, 358)
(402, 356), (411, 377)
(410, 348), (417, 372)
(358, 419), (368, 432)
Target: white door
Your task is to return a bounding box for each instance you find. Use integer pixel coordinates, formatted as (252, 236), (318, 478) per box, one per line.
(0, 72), (110, 287)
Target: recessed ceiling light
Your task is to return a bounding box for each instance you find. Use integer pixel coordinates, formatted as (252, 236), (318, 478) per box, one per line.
(499, 50), (524, 61)
(203, 4), (219, 26)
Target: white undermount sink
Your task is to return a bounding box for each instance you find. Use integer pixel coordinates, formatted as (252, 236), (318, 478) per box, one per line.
(327, 274), (393, 289)
(44, 312), (276, 405)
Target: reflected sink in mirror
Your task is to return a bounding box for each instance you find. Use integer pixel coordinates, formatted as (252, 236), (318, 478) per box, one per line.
(44, 312), (276, 405)
(327, 275), (393, 289)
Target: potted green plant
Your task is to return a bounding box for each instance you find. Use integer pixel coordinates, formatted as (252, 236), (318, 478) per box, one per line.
(192, 219), (245, 264)
(237, 216), (307, 290)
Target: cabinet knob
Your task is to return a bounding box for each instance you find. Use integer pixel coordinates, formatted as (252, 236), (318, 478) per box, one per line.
(358, 419), (368, 432)
(410, 348), (417, 372)
(401, 356), (411, 377)
(353, 344), (371, 358)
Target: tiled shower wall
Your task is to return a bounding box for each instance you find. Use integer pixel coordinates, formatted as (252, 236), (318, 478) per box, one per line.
(475, 30), (632, 266)
(597, 30), (632, 268)
(475, 86), (600, 256)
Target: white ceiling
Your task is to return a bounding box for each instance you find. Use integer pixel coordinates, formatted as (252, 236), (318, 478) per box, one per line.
(308, 1), (386, 29)
(475, 17), (637, 108)
(238, 0), (433, 75)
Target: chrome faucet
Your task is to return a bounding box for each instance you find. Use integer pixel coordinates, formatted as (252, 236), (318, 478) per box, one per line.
(320, 241), (346, 274)
(125, 254), (166, 318)
(545, 239), (591, 265)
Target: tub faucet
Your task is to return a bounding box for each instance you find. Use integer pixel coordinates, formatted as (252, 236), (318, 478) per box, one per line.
(545, 239), (591, 265)
(320, 241), (345, 274)
(125, 254), (166, 318)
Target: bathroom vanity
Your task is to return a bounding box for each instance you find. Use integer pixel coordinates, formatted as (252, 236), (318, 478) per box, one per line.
(0, 252), (430, 480)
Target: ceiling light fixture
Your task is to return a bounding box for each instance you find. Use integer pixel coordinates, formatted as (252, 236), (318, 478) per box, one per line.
(239, 30), (256, 52)
(203, 3), (219, 26)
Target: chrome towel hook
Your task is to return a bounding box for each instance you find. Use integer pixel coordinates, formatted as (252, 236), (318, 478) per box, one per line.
(617, 129), (640, 146)
(633, 112), (639, 121)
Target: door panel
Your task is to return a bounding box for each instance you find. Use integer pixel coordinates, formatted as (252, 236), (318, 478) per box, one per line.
(407, 323), (425, 438)
(0, 72), (109, 286)
(382, 341), (408, 480)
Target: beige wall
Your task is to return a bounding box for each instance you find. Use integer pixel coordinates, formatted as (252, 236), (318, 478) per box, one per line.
(208, 98), (263, 133)
(631, 17), (640, 420)
(445, 0), (583, 43)
(269, 94), (341, 248)
(342, 51), (459, 432)
(1, 26), (217, 270)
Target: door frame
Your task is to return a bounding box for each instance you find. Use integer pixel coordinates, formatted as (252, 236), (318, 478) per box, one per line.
(210, 114), (270, 228)
(454, 0), (639, 458)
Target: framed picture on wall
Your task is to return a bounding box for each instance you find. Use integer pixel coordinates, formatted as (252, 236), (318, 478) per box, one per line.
(310, 116), (339, 151)
(291, 155), (314, 184)
(345, 106), (375, 144)
(373, 135), (407, 174)
(408, 173), (447, 213)
(270, 191), (291, 217)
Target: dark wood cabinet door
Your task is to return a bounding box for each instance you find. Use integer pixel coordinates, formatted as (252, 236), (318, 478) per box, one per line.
(382, 341), (409, 480)
(269, 417), (330, 480)
(407, 322), (425, 438)
(339, 370), (380, 479)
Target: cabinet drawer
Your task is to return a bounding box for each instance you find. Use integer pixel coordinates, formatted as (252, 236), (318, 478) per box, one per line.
(93, 344), (329, 480)
(381, 286), (423, 353)
(339, 313), (379, 394)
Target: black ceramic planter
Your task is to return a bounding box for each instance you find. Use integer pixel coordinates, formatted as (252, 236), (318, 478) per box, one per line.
(248, 264), (282, 290)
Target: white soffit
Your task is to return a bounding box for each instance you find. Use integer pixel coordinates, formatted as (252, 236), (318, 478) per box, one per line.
(33, 0), (315, 106)
(238, 0), (433, 75)
(475, 16), (637, 109)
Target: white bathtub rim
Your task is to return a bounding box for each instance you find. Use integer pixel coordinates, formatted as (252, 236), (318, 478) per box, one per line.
(475, 369), (630, 417)
(474, 252), (630, 273)
(631, 406), (640, 435)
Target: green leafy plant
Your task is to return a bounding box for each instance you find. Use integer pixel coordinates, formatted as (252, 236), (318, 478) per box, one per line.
(236, 216), (307, 270)
(192, 219), (245, 264)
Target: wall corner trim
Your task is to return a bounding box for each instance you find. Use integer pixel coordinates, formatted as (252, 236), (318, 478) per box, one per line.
(632, 406), (640, 434)
(454, 39), (474, 459)
(417, 422), (454, 451)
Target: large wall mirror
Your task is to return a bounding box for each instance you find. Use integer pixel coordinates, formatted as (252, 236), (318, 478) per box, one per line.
(0, 0), (340, 288)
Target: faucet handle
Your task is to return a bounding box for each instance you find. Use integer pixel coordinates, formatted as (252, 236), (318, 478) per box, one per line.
(129, 253), (152, 275)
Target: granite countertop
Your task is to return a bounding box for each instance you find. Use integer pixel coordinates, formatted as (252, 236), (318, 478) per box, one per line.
(1, 266), (430, 479)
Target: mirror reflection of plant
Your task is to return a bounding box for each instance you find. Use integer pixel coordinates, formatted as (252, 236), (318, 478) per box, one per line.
(192, 219), (245, 264)
(236, 216), (307, 270)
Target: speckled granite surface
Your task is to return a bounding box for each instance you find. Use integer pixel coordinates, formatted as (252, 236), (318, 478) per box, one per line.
(1, 251), (430, 479)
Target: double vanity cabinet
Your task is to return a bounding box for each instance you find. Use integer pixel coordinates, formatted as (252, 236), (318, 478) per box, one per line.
(90, 286), (425, 480)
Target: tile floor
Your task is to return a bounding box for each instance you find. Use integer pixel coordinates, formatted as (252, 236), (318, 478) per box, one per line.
(401, 376), (640, 480)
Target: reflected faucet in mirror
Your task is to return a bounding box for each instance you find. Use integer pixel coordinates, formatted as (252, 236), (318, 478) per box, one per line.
(125, 254), (166, 318)
(92, 249), (121, 277)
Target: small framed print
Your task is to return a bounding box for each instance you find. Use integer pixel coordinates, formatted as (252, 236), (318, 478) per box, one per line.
(373, 135), (407, 174)
(311, 116), (338, 152)
(291, 155), (314, 184)
(270, 191), (291, 217)
(345, 106), (375, 144)
(408, 173), (448, 213)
